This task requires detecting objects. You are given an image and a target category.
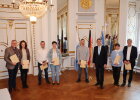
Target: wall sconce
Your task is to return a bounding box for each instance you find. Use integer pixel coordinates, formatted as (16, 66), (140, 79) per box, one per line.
(49, 0), (54, 10)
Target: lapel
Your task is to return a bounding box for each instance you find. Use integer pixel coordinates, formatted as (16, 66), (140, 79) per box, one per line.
(126, 46), (133, 58)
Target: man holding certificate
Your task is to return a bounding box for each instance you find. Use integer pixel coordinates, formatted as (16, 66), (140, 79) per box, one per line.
(4, 40), (21, 93)
(47, 41), (62, 85)
(111, 43), (123, 86)
(121, 39), (137, 87)
(37, 41), (50, 85)
(19, 40), (30, 88)
(76, 39), (89, 83)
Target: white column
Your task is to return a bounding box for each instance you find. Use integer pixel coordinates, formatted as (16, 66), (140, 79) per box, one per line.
(119, 0), (128, 49)
(68, 0), (78, 51)
(48, 0), (57, 49)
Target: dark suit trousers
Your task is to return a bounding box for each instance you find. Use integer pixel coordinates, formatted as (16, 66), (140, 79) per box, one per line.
(95, 64), (104, 86)
(38, 63), (49, 83)
(20, 65), (28, 87)
(123, 64), (134, 84)
(112, 66), (121, 84)
(8, 64), (18, 92)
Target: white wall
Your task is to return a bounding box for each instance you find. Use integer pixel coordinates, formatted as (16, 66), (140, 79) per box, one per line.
(0, 0), (58, 78)
(68, 0), (105, 51)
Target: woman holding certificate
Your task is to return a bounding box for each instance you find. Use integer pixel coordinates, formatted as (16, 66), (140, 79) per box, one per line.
(19, 40), (30, 88)
(111, 43), (123, 86)
(48, 41), (62, 85)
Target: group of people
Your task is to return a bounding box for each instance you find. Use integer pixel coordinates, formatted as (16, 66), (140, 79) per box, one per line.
(4, 38), (137, 93)
(76, 38), (137, 89)
(4, 40), (62, 93)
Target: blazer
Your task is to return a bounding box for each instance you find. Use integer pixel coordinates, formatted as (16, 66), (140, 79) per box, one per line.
(123, 46), (137, 66)
(93, 46), (107, 65)
(19, 48), (30, 61)
(47, 48), (62, 65)
(4, 47), (21, 69)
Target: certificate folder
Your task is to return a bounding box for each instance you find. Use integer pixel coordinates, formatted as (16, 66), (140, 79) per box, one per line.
(80, 60), (87, 68)
(125, 64), (132, 70)
(10, 54), (19, 63)
(113, 55), (121, 64)
(53, 58), (59, 66)
(22, 60), (29, 69)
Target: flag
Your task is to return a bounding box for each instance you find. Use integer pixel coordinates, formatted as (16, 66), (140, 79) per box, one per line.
(57, 35), (60, 49)
(74, 44), (80, 71)
(88, 30), (92, 67)
(61, 30), (63, 53)
(101, 31), (105, 45)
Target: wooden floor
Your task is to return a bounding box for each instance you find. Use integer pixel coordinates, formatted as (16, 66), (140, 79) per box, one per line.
(0, 69), (140, 100)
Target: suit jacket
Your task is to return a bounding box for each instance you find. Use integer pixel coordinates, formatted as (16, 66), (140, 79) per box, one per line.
(123, 46), (137, 66)
(4, 47), (21, 69)
(19, 48), (30, 61)
(93, 46), (107, 65)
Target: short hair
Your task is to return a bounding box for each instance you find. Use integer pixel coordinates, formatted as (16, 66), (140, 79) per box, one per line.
(97, 38), (101, 41)
(127, 39), (132, 42)
(40, 41), (45, 44)
(19, 40), (27, 49)
(52, 41), (57, 44)
(81, 39), (85, 41)
(114, 43), (120, 47)
(11, 40), (17, 42)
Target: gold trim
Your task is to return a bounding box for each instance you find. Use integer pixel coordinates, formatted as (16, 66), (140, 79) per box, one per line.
(15, 28), (27, 29)
(0, 23), (8, 44)
(0, 71), (7, 73)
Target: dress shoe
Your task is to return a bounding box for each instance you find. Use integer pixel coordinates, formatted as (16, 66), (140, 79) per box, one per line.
(94, 83), (100, 86)
(115, 84), (120, 86)
(76, 79), (81, 83)
(57, 83), (60, 85)
(46, 80), (51, 84)
(85, 79), (89, 83)
(38, 82), (41, 85)
(52, 83), (55, 85)
(121, 83), (126, 87)
(100, 85), (104, 89)
(128, 83), (131, 87)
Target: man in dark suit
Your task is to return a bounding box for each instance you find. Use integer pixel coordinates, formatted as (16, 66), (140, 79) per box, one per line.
(121, 39), (137, 87)
(4, 40), (21, 93)
(93, 38), (107, 89)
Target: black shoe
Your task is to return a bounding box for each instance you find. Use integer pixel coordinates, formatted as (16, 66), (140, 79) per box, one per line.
(76, 79), (81, 83)
(128, 83), (131, 87)
(100, 85), (104, 89)
(57, 83), (60, 85)
(85, 79), (89, 83)
(46, 80), (51, 84)
(8, 88), (12, 93)
(38, 82), (41, 85)
(121, 83), (126, 87)
(94, 83), (100, 86)
(52, 83), (55, 85)
(115, 84), (120, 86)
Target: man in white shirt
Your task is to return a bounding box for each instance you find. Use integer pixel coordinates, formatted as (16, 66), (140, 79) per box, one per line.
(121, 39), (137, 87)
(37, 41), (50, 85)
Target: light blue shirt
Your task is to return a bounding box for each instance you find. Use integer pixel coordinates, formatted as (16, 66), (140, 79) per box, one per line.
(111, 50), (123, 67)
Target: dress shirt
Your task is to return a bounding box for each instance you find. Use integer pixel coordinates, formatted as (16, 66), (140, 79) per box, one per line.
(98, 46), (101, 55)
(126, 46), (132, 60)
(37, 48), (48, 64)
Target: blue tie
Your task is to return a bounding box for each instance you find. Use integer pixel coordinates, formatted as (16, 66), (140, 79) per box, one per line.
(98, 46), (100, 55)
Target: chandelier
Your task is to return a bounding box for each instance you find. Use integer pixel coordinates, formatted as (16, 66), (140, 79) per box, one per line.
(18, 0), (48, 24)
